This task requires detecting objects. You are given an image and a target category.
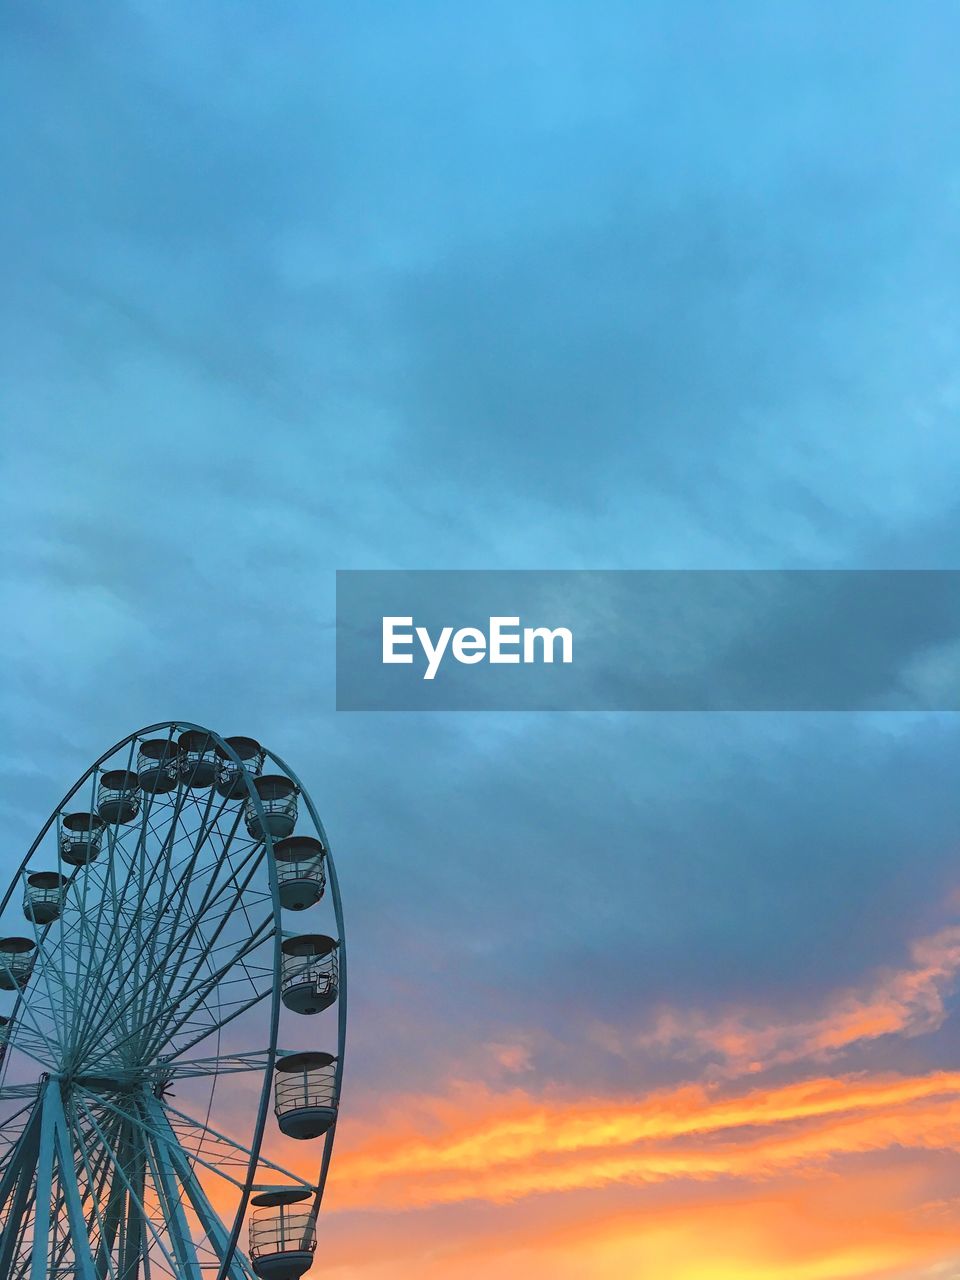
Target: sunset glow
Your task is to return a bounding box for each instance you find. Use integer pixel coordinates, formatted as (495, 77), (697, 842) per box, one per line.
(269, 918), (960, 1279)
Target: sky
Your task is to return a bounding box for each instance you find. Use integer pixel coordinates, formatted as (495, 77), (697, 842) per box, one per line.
(3, 2), (960, 1277)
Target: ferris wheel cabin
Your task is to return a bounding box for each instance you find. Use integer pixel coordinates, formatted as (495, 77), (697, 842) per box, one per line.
(0, 1015), (10, 1064)
(272, 835), (327, 911)
(216, 735), (265, 798)
(97, 771), (140, 824)
(280, 934), (338, 1015)
(249, 1189), (317, 1280)
(0, 937), (36, 990)
(59, 811), (105, 866)
(23, 871), (67, 925)
(136, 738), (180, 793)
(177, 729), (219, 788)
(246, 776), (299, 842)
(274, 1051), (338, 1139)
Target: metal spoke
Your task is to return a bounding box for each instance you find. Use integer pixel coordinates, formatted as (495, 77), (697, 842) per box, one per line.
(144, 1096), (256, 1280)
(71, 786), (220, 1061)
(75, 1096), (183, 1278)
(141, 1120), (203, 1280)
(71, 1107), (120, 1280)
(75, 782), (226, 1059)
(72, 831), (266, 1066)
(163, 1050), (288, 1079)
(141, 920), (275, 1061)
(84, 1092), (251, 1193)
(163, 1103), (312, 1190)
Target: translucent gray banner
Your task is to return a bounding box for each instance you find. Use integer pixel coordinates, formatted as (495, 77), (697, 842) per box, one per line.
(335, 570), (960, 711)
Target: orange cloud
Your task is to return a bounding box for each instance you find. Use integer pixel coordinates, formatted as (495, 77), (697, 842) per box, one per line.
(239, 918), (960, 1278)
(306, 1155), (960, 1280)
(615, 925), (960, 1075)
(427, 1180), (957, 1280)
(324, 1070), (960, 1212)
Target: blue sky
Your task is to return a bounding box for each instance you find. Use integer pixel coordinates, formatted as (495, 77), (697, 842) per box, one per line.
(3, 5), (960, 1275)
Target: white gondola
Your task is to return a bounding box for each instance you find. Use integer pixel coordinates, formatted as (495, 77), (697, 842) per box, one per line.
(178, 729), (218, 789)
(97, 771), (141, 824)
(246, 776), (299, 842)
(272, 836), (326, 912)
(137, 738), (180, 794)
(274, 1051), (337, 1139)
(280, 935), (338, 1015)
(248, 1189), (317, 1280)
(60, 811), (106, 866)
(0, 937), (36, 991)
(23, 872), (67, 925)
(215, 735), (265, 799)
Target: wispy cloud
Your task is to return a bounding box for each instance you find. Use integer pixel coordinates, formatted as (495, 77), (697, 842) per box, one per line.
(325, 1070), (960, 1211)
(619, 925), (960, 1076)
(274, 916), (960, 1277)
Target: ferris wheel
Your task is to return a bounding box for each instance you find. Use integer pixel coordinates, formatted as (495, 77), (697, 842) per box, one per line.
(0, 722), (346, 1280)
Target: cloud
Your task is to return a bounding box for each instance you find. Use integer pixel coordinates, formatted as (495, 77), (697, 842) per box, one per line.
(264, 1071), (960, 1280)
(623, 924), (960, 1076)
(314, 1175), (960, 1280)
(323, 1070), (960, 1212)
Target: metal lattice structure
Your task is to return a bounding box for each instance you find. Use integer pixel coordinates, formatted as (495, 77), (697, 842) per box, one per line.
(0, 722), (346, 1280)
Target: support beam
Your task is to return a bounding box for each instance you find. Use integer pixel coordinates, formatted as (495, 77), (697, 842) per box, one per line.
(49, 1087), (98, 1280)
(30, 1081), (57, 1280)
(144, 1095), (254, 1280)
(95, 1124), (128, 1280)
(0, 1101), (42, 1278)
(0, 1100), (40, 1217)
(118, 1122), (144, 1280)
(141, 1112), (203, 1280)
(76, 1097), (179, 1278)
